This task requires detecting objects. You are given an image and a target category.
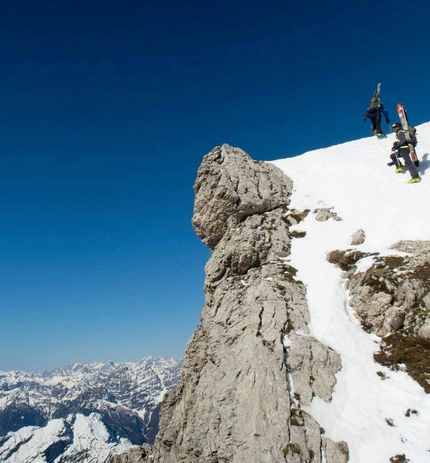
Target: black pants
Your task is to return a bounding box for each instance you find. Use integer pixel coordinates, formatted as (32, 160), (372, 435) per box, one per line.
(369, 111), (382, 133)
(390, 148), (419, 178)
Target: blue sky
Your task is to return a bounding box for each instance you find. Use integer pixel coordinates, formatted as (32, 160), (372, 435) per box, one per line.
(1, 0), (429, 371)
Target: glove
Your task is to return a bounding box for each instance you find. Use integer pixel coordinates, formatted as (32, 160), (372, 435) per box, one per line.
(363, 116), (367, 121)
(386, 119), (390, 124)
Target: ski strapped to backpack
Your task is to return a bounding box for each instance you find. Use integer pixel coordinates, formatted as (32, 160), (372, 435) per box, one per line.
(368, 83), (382, 110)
(373, 83), (381, 99)
(396, 103), (419, 167)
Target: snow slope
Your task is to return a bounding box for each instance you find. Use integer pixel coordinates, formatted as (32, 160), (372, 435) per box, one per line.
(272, 123), (430, 463)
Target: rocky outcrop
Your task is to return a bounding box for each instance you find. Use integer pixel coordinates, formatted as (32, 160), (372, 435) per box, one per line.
(111, 144), (345, 463)
(328, 241), (430, 393)
(314, 207), (342, 223)
(191, 145), (291, 251)
(349, 229), (365, 246)
(329, 241), (430, 338)
(110, 448), (148, 463)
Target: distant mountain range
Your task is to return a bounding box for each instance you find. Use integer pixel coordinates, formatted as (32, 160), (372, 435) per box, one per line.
(0, 357), (180, 462)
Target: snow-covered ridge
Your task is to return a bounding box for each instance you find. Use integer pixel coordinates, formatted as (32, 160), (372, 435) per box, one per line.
(272, 122), (430, 462)
(0, 357), (178, 414)
(0, 413), (134, 463)
(0, 356), (180, 462)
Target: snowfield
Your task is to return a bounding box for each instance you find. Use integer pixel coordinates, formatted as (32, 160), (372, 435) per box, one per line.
(272, 122), (430, 462)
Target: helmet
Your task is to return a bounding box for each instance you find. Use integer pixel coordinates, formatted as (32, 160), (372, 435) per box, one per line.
(392, 123), (401, 129)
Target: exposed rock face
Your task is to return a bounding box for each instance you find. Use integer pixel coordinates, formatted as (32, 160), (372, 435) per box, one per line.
(328, 241), (430, 393)
(330, 242), (430, 339)
(111, 144), (344, 463)
(191, 145), (291, 250)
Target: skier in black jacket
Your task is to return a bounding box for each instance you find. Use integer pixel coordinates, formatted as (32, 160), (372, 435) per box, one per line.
(364, 98), (390, 137)
(390, 123), (421, 183)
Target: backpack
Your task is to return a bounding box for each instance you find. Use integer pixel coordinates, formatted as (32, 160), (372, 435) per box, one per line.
(368, 97), (381, 111)
(405, 126), (417, 146)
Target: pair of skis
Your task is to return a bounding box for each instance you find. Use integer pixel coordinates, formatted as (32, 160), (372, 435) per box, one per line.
(396, 103), (419, 167)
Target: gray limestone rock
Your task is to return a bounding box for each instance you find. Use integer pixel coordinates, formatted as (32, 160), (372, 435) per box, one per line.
(327, 240), (430, 393)
(192, 144), (293, 250)
(110, 447), (150, 463)
(418, 317), (430, 339)
(314, 207), (343, 222)
(383, 307), (405, 332)
(286, 410), (321, 462)
(111, 144), (347, 463)
(322, 438), (349, 463)
(330, 243), (430, 338)
(349, 229), (366, 246)
(288, 333), (342, 406)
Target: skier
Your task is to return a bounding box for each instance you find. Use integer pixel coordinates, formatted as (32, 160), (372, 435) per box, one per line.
(390, 122), (421, 184)
(396, 103), (419, 167)
(363, 97), (390, 137)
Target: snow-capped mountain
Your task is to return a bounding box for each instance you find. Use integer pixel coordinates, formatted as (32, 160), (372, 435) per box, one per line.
(0, 413), (134, 463)
(0, 357), (180, 462)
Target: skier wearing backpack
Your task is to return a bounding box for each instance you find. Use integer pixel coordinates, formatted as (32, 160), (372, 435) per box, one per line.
(363, 97), (390, 137)
(390, 122), (421, 184)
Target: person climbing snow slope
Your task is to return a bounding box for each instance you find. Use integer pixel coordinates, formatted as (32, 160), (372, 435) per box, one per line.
(364, 96), (390, 138)
(390, 122), (421, 184)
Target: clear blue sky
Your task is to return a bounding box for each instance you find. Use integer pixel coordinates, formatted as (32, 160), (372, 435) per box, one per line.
(1, 0), (429, 371)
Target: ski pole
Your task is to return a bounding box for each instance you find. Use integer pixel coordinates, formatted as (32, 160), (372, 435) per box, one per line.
(386, 120), (393, 132)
